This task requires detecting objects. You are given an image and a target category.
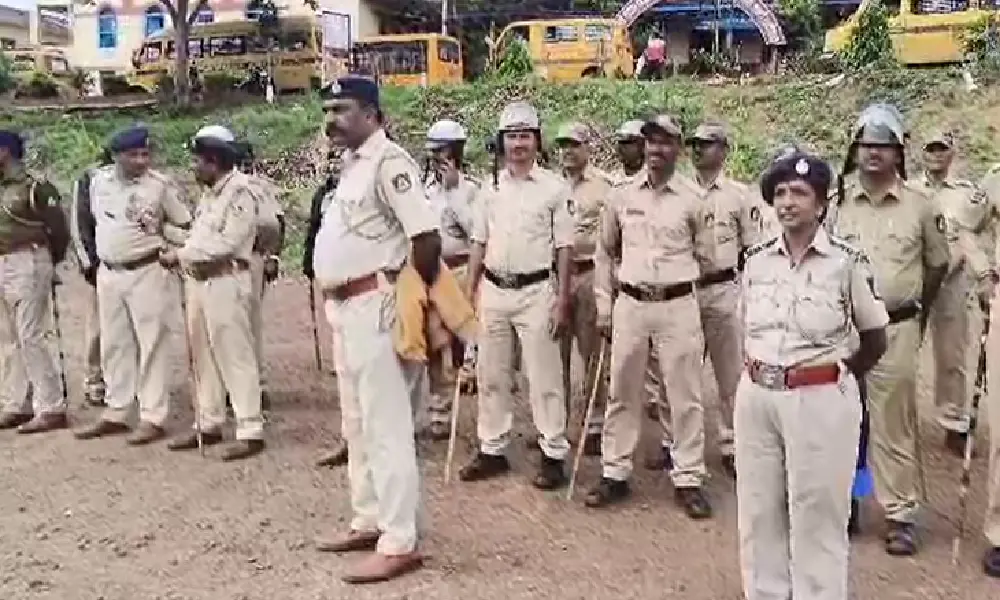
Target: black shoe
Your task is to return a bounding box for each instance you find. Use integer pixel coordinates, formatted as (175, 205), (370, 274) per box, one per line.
(584, 477), (630, 508)
(458, 453), (510, 482)
(721, 454), (736, 480)
(582, 433), (601, 457)
(984, 546), (1000, 578)
(884, 521), (918, 557)
(532, 456), (567, 490)
(675, 487), (713, 520)
(847, 499), (861, 537)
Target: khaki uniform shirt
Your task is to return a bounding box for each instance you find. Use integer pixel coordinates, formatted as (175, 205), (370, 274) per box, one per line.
(426, 174), (479, 259)
(566, 165), (613, 261)
(742, 228), (889, 367)
(608, 166), (645, 189)
(177, 170), (257, 266)
(597, 171), (715, 317)
(918, 173), (991, 275)
(313, 129), (437, 289)
(696, 173), (764, 271)
(89, 166), (191, 264)
(831, 177), (950, 310)
(471, 164), (574, 275)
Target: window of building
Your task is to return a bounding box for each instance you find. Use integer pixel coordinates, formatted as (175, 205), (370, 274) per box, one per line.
(194, 8), (215, 24)
(98, 7), (118, 50)
(145, 5), (166, 37)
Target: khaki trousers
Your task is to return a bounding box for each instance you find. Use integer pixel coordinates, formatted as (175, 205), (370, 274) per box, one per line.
(561, 269), (606, 434)
(249, 253), (268, 389)
(699, 281), (743, 456)
(97, 262), (175, 426)
(324, 282), (421, 555)
(984, 297), (1000, 546)
(477, 279), (569, 460)
(185, 271), (262, 440)
(868, 318), (922, 523)
(602, 292), (706, 487)
(0, 247), (64, 415)
(930, 266), (974, 433)
(735, 372), (860, 600)
(83, 284), (105, 401)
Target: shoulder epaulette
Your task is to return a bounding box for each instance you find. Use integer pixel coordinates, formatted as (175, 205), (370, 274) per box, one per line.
(829, 234), (870, 264)
(744, 236), (779, 261)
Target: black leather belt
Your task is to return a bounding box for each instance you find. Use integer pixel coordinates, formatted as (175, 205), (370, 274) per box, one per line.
(102, 252), (160, 271)
(698, 267), (737, 287)
(572, 259), (595, 275)
(888, 301), (921, 325)
(484, 268), (549, 290)
(620, 281), (694, 303)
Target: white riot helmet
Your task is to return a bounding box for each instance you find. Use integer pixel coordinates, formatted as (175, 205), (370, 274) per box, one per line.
(425, 119), (467, 151)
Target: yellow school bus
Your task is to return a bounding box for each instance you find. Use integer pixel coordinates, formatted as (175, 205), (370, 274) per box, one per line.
(354, 33), (463, 86)
(825, 0), (997, 65)
(491, 18), (634, 81)
(3, 46), (78, 98)
(128, 15), (322, 93)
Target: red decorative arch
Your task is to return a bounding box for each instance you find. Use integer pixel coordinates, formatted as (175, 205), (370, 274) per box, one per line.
(616, 0), (787, 46)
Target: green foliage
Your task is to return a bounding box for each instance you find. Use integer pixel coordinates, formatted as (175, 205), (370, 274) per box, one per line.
(491, 37), (533, 81)
(963, 16), (1000, 83)
(777, 0), (823, 48)
(840, 1), (897, 71)
(0, 53), (13, 94)
(18, 71), (61, 99)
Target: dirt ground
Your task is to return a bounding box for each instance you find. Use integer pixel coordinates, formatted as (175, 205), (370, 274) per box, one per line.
(1, 272), (998, 600)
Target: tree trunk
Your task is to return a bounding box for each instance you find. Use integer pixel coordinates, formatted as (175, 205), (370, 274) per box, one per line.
(174, 17), (191, 106)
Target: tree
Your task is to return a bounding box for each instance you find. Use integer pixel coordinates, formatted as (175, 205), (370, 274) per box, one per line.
(157, 0), (212, 106)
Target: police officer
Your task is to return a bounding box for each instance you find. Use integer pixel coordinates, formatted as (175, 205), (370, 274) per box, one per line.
(309, 77), (435, 584)
(986, 294), (1000, 578)
(423, 118), (478, 440)
(554, 121), (612, 456)
(458, 100), (574, 489)
(0, 129), (70, 434)
(919, 131), (994, 456)
(71, 147), (113, 408)
(73, 126), (192, 445)
(161, 125), (264, 462)
(237, 141), (283, 411)
(688, 119), (764, 477)
(609, 120), (645, 185)
(829, 104), (950, 556)
(738, 150), (888, 600)
(586, 114), (715, 519)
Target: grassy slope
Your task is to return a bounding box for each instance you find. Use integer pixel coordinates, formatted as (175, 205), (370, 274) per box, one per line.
(5, 69), (1000, 262)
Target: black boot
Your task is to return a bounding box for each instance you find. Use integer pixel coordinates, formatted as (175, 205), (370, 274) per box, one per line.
(584, 477), (630, 508)
(458, 453), (510, 482)
(532, 456), (567, 490)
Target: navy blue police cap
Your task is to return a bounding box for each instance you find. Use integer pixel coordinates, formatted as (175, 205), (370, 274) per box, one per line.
(320, 75), (381, 110)
(759, 151), (833, 206)
(108, 125), (150, 153)
(0, 130), (25, 160)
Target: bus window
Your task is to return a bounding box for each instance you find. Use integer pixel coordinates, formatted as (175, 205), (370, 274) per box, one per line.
(247, 35), (273, 54)
(166, 39), (204, 60)
(143, 42), (163, 63)
(208, 36), (246, 57)
(280, 31), (309, 52)
(545, 25), (579, 44)
(584, 24), (612, 42)
(438, 39), (460, 63)
(360, 41), (428, 75)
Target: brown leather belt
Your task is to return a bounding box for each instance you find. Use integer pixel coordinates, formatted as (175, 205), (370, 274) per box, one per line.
(698, 267), (736, 287)
(102, 252), (160, 272)
(187, 258), (250, 282)
(746, 359), (840, 391)
(887, 301), (921, 325)
(620, 281), (693, 303)
(323, 270), (398, 302)
(443, 254), (468, 269)
(572, 258), (595, 275)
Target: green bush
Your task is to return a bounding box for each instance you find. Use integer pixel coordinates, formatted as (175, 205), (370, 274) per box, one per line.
(963, 16), (1000, 83)
(16, 70), (60, 99)
(202, 70), (244, 95)
(840, 1), (897, 71)
(0, 52), (14, 94)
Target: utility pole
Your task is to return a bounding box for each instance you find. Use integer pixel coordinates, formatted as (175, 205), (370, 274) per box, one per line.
(713, 0), (721, 63)
(441, 0), (448, 35)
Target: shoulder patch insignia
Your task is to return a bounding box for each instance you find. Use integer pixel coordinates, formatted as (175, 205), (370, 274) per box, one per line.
(935, 213), (947, 234)
(392, 172), (412, 194)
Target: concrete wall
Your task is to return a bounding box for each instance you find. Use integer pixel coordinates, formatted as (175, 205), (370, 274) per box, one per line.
(0, 4), (30, 48)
